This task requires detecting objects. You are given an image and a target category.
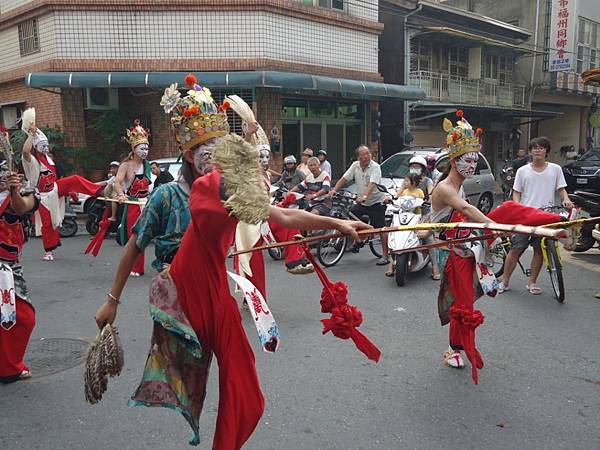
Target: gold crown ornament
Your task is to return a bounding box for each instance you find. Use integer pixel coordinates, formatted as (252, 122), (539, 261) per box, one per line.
(160, 73), (229, 153)
(124, 120), (150, 148)
(443, 110), (483, 159)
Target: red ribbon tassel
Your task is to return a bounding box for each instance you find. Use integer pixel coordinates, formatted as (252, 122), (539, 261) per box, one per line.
(449, 304), (485, 384)
(85, 218), (111, 257)
(302, 243), (381, 363)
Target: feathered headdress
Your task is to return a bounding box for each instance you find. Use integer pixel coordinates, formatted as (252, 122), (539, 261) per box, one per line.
(21, 108), (49, 151)
(224, 94), (270, 152)
(160, 73), (229, 152)
(442, 110), (482, 159)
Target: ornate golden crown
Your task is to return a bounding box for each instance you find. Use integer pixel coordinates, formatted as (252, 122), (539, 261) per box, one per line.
(124, 120), (150, 148)
(160, 74), (229, 152)
(443, 110), (483, 159)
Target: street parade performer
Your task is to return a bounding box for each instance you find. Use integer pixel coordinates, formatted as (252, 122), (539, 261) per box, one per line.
(113, 121), (152, 277)
(0, 158), (40, 383)
(21, 108), (104, 261)
(431, 110), (565, 384)
(94, 75), (371, 449)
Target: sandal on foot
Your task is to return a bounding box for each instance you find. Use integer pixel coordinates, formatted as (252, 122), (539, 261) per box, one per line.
(526, 283), (542, 295)
(430, 274), (441, 281)
(498, 281), (510, 293)
(385, 269), (394, 277)
(443, 347), (464, 369)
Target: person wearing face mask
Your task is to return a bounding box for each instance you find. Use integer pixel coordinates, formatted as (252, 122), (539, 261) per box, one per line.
(21, 108), (104, 261)
(0, 157), (40, 383)
(95, 75), (370, 449)
(274, 155), (305, 191)
(112, 120), (153, 276)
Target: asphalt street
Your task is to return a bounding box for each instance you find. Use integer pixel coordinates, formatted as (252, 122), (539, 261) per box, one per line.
(1, 233), (599, 450)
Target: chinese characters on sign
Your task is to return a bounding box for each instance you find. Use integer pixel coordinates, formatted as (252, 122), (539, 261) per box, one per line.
(549, 0), (578, 72)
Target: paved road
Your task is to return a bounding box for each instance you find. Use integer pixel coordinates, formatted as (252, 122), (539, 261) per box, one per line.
(1, 235), (599, 450)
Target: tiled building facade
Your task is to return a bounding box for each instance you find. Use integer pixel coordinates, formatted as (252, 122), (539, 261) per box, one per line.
(0, 0), (399, 177)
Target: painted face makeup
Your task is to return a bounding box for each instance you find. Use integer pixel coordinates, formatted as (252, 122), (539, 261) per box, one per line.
(455, 152), (479, 178)
(192, 141), (217, 175)
(259, 149), (270, 169)
(134, 143), (149, 160)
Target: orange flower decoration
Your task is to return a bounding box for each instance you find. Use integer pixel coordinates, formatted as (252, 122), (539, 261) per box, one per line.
(184, 73), (197, 88)
(475, 128), (483, 137)
(219, 101), (231, 112)
(456, 109), (464, 118)
(190, 105), (200, 115)
(451, 132), (459, 142)
(183, 108), (193, 118)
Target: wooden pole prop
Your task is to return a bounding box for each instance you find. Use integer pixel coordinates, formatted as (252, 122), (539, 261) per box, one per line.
(97, 196), (147, 207)
(230, 221), (567, 256)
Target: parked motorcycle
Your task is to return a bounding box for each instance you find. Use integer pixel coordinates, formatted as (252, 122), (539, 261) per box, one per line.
(85, 197), (122, 236)
(21, 197), (78, 239)
(387, 195), (431, 286)
(569, 190), (600, 252)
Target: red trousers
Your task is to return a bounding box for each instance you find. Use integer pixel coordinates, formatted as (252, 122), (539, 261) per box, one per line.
(445, 253), (476, 350)
(268, 220), (304, 266)
(38, 175), (101, 251)
(0, 299), (35, 381)
(126, 204), (145, 274)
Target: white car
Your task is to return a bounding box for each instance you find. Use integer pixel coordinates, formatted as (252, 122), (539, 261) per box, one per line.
(71, 158), (182, 214)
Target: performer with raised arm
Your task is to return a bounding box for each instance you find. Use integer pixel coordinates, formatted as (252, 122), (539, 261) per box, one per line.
(21, 108), (103, 260)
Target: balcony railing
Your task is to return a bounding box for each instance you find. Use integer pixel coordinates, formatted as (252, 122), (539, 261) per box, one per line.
(409, 71), (528, 109)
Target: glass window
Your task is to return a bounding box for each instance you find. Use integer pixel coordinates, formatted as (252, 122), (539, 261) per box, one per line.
(332, 0), (344, 10)
(282, 99), (307, 118)
(380, 153), (414, 178)
(309, 101), (336, 118)
(18, 18), (40, 56)
(338, 103), (362, 119)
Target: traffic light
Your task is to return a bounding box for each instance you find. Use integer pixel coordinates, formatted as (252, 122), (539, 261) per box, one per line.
(371, 110), (381, 142)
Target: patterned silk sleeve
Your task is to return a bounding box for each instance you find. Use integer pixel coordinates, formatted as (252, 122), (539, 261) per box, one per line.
(133, 185), (169, 251)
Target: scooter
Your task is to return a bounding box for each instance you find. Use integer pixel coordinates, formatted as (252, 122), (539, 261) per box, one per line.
(569, 190), (600, 252)
(500, 160), (514, 201)
(387, 195), (431, 286)
(85, 197), (123, 236)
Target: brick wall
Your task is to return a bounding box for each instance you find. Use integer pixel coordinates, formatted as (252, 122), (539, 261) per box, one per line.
(0, 79), (63, 130)
(61, 88), (85, 147)
(255, 87), (283, 171)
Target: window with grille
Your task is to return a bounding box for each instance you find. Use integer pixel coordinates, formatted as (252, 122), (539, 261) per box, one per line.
(18, 18), (40, 56)
(314, 0), (345, 12)
(210, 89), (254, 136)
(576, 17), (600, 74)
(542, 0), (551, 71)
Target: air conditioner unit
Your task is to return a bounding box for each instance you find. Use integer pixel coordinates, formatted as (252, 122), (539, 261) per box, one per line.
(85, 88), (119, 110)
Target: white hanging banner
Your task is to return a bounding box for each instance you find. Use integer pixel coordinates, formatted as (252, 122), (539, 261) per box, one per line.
(549, 0), (578, 72)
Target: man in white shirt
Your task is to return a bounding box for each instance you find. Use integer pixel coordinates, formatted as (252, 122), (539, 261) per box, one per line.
(501, 136), (573, 295)
(330, 145), (389, 265)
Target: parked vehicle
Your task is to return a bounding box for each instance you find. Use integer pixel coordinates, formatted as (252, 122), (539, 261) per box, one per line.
(386, 195), (430, 286)
(500, 160), (515, 201)
(562, 148), (600, 193)
(59, 198), (79, 237)
(569, 190), (600, 252)
(346, 147), (497, 214)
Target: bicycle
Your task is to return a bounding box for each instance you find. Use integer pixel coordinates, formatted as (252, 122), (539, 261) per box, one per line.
(490, 207), (570, 303)
(316, 191), (383, 267)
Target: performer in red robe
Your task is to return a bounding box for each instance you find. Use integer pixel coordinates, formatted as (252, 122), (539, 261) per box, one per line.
(0, 163), (40, 383)
(21, 108), (102, 260)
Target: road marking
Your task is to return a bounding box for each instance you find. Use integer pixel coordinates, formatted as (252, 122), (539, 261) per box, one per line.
(393, 307), (406, 312)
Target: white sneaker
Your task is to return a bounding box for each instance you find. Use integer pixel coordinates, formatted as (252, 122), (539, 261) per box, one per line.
(42, 251), (54, 261)
(129, 271), (142, 277)
(443, 347), (465, 369)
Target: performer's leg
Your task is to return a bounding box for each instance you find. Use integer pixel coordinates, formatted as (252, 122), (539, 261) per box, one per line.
(248, 250), (266, 300)
(0, 299), (35, 382)
(126, 205), (144, 275)
(445, 253), (475, 350)
(212, 297), (265, 450)
(38, 204), (61, 252)
(57, 175), (102, 197)
(268, 221), (305, 267)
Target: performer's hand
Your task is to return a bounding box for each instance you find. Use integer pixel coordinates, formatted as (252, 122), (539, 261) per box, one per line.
(245, 121), (259, 137)
(95, 300), (117, 329)
(336, 219), (372, 242)
(116, 193), (127, 204)
(6, 173), (22, 191)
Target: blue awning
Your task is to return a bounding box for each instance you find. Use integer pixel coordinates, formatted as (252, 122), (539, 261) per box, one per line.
(25, 71), (425, 101)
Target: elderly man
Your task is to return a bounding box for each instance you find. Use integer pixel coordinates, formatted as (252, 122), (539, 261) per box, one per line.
(330, 145), (389, 265)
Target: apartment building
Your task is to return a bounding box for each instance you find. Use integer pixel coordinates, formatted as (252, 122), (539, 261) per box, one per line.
(0, 0), (424, 175)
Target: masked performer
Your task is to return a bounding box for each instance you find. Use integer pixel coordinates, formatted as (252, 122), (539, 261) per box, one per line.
(113, 121), (152, 277)
(0, 161), (40, 383)
(431, 111), (563, 384)
(21, 108), (103, 261)
(96, 75), (370, 449)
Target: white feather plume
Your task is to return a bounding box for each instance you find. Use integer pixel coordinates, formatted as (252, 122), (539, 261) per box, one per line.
(21, 108), (36, 135)
(225, 95), (255, 124)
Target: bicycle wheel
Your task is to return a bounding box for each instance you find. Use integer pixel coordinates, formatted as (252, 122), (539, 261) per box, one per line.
(545, 240), (565, 303)
(369, 235), (383, 258)
(317, 235), (347, 267)
(489, 239), (508, 278)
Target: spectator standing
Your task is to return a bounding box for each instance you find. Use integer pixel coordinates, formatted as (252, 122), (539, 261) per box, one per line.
(151, 161), (174, 187)
(511, 148), (530, 172)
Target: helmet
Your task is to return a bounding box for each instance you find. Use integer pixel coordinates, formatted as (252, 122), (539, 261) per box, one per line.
(409, 155), (427, 170)
(283, 155), (297, 164)
(109, 161), (120, 167)
(317, 149), (327, 156)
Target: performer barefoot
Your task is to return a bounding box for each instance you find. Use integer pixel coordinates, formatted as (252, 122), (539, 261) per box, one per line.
(21, 109), (103, 260)
(0, 162), (40, 383)
(95, 75), (370, 448)
(113, 121), (152, 277)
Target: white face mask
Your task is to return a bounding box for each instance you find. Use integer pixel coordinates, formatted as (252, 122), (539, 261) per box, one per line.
(455, 152), (479, 178)
(192, 141), (217, 175)
(134, 144), (149, 160)
(409, 167), (422, 176)
(259, 149), (270, 169)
